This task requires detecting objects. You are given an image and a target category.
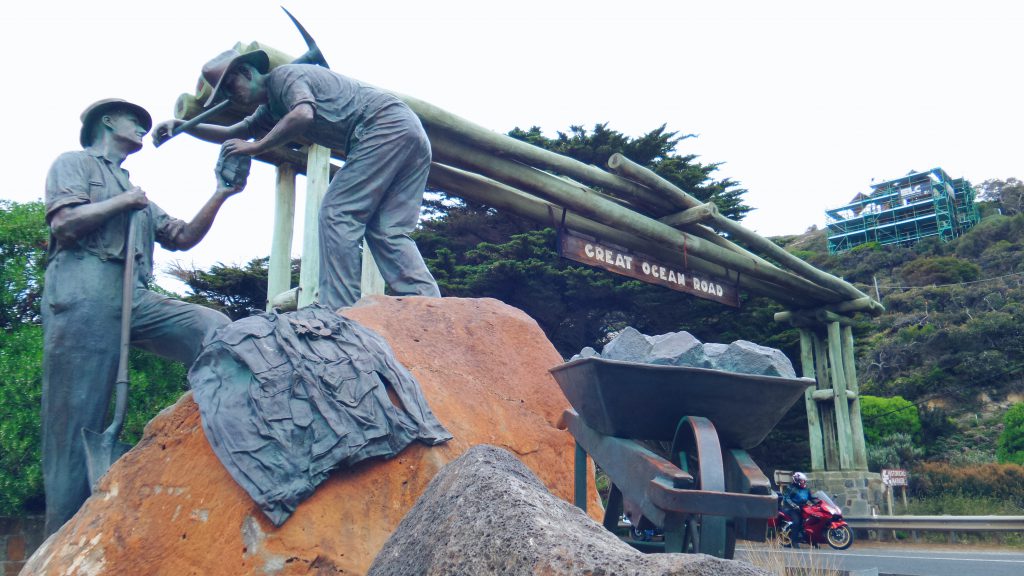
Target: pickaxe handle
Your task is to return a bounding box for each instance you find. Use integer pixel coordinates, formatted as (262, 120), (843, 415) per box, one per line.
(153, 7), (327, 148)
(153, 100), (231, 148)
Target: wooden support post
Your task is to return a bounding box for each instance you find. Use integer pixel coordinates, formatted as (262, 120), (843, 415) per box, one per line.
(299, 144), (330, 308)
(360, 240), (385, 298)
(266, 164), (297, 311)
(813, 332), (839, 470)
(799, 329), (826, 472)
(842, 325), (869, 470)
(827, 321), (854, 470)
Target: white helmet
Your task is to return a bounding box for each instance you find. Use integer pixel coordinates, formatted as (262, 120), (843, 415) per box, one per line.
(792, 472), (807, 487)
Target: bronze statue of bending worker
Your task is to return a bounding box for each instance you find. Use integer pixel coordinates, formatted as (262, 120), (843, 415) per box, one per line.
(153, 50), (441, 310)
(41, 98), (243, 536)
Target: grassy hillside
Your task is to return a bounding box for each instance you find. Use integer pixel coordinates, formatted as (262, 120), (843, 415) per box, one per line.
(775, 208), (1024, 464)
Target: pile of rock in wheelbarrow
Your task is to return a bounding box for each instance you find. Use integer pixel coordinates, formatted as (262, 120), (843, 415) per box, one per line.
(571, 327), (796, 379)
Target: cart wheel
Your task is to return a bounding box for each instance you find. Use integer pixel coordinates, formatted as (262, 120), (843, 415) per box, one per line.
(669, 416), (728, 558)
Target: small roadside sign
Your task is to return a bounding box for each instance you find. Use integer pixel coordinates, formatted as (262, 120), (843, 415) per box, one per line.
(881, 468), (908, 486)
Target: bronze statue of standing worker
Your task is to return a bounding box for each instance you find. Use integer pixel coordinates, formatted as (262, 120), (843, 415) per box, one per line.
(153, 49), (441, 310)
(41, 99), (244, 536)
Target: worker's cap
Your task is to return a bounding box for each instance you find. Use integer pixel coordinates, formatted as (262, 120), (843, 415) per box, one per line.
(202, 49), (270, 107)
(79, 98), (152, 148)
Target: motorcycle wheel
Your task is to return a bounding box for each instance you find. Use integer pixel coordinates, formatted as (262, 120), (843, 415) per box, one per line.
(826, 525), (854, 550)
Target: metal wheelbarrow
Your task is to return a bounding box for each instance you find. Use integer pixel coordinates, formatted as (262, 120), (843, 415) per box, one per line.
(550, 357), (810, 558)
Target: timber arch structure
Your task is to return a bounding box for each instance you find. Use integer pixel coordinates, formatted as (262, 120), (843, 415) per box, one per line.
(169, 40), (878, 474)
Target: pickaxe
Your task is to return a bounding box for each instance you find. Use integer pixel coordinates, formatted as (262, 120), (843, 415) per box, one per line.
(153, 6), (329, 147)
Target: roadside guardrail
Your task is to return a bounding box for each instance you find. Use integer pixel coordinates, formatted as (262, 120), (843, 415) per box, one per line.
(846, 515), (1024, 543)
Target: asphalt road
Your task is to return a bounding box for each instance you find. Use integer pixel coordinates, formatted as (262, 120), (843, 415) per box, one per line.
(736, 544), (1024, 576)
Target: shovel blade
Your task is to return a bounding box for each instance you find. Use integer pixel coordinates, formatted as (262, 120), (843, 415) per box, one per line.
(81, 427), (131, 491)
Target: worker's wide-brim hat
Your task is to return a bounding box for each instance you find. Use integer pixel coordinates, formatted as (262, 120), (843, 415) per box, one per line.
(203, 49), (271, 107)
(79, 98), (153, 148)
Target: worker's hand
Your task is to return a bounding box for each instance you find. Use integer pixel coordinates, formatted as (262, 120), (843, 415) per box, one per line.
(152, 120), (182, 147)
(216, 180), (246, 198)
(122, 187), (150, 210)
(222, 138), (260, 158)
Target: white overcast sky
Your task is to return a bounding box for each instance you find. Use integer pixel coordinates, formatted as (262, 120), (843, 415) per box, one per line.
(2, 1), (1021, 292)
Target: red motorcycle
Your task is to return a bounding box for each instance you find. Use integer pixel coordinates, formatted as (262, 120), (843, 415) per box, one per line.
(768, 490), (854, 550)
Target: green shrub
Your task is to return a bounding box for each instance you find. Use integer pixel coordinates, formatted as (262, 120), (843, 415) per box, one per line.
(861, 395), (921, 444)
(0, 324), (190, 515)
(897, 256), (980, 286)
(0, 325), (44, 514)
(867, 432), (923, 470)
(997, 403), (1024, 465)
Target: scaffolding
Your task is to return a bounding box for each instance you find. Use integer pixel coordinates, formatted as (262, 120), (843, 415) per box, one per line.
(826, 168), (980, 254)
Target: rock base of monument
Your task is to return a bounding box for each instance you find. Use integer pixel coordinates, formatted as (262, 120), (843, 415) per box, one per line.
(22, 296), (602, 576)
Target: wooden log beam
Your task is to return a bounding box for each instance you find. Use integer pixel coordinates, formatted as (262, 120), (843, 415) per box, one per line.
(428, 133), (845, 304)
(399, 93), (678, 214)
(658, 202), (719, 227)
(774, 309), (857, 326)
(811, 389), (859, 401)
(396, 93), (786, 275)
(607, 153), (882, 314)
(773, 297), (881, 323)
(427, 163), (807, 307)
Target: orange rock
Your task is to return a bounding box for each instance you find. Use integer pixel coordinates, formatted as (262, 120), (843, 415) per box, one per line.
(23, 296), (602, 575)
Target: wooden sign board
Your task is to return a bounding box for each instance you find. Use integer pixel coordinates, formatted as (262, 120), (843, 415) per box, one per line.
(559, 228), (740, 307)
(881, 468), (908, 487)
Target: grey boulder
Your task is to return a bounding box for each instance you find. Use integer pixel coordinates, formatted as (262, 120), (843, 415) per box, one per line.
(368, 444), (768, 576)
(646, 331), (703, 366)
(715, 340), (797, 379)
(698, 342), (731, 369)
(600, 326), (652, 362)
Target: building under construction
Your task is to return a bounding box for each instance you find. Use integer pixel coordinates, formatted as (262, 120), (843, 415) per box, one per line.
(826, 168), (981, 254)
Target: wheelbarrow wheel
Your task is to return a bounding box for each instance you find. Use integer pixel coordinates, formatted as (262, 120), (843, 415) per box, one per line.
(669, 416), (729, 558)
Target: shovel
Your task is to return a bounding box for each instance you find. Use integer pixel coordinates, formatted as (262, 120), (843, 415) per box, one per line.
(82, 213), (136, 490)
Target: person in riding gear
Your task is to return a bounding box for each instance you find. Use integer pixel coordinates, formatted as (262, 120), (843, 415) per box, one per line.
(783, 471), (811, 547)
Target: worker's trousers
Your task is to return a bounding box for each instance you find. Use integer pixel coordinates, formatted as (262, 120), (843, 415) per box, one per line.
(317, 102), (440, 310)
(41, 250), (229, 536)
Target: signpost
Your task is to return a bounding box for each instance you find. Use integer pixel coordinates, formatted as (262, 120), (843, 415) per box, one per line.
(881, 468), (909, 516)
(559, 228), (740, 307)
(881, 468), (907, 486)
